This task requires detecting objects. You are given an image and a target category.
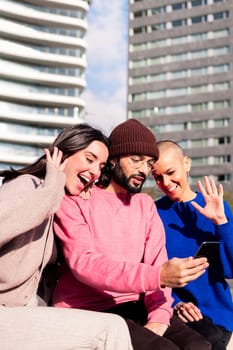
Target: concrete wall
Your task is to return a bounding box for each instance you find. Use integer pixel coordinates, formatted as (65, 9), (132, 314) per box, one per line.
(227, 280), (233, 349)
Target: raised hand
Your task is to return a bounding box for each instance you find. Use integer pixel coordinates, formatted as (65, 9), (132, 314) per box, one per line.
(160, 257), (209, 288)
(191, 176), (227, 225)
(44, 147), (67, 172)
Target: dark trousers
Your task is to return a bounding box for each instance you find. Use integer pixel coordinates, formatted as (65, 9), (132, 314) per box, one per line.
(104, 300), (211, 350)
(187, 316), (232, 350)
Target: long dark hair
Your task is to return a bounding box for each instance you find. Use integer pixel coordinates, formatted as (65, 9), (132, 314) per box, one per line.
(97, 160), (113, 188)
(0, 123), (109, 184)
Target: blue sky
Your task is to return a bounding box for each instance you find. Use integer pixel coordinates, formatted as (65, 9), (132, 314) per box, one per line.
(83, 0), (128, 134)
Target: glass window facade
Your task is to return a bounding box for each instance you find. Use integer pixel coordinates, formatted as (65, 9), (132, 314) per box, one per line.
(129, 0), (233, 189)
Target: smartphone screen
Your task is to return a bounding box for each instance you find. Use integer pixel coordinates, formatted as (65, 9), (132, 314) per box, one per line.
(194, 241), (220, 262)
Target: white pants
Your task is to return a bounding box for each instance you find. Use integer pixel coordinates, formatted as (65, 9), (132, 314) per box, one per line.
(0, 306), (133, 350)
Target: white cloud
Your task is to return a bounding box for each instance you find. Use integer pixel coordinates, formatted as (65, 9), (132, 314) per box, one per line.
(83, 0), (128, 135)
(84, 87), (127, 135)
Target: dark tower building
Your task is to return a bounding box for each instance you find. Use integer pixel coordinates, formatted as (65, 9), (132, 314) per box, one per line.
(128, 0), (233, 190)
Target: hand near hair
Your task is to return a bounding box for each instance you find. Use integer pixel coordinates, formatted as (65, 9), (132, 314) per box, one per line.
(160, 257), (209, 288)
(44, 147), (67, 172)
(174, 301), (203, 323)
(191, 176), (227, 225)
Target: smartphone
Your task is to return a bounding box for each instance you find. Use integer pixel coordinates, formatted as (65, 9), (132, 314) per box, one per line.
(194, 241), (220, 261)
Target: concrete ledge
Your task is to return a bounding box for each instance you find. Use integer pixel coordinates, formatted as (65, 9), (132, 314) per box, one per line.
(227, 279), (233, 350)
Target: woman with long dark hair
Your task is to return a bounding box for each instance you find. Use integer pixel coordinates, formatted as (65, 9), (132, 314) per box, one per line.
(0, 123), (133, 350)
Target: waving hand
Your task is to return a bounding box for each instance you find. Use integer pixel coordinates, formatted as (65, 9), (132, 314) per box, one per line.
(191, 176), (227, 225)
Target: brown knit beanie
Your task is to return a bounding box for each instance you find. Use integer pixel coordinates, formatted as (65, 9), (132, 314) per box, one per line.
(109, 119), (158, 159)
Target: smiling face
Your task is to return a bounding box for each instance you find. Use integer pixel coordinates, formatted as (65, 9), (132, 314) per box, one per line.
(110, 154), (156, 193)
(64, 140), (109, 196)
(152, 142), (194, 202)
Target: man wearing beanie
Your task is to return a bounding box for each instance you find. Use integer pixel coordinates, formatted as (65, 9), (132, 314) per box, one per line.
(54, 119), (211, 350)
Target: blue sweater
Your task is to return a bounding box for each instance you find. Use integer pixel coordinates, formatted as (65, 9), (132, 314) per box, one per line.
(156, 192), (233, 331)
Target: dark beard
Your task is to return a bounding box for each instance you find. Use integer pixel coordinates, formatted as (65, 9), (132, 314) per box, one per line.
(112, 162), (146, 193)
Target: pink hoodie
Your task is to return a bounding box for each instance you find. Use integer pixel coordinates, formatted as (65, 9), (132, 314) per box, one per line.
(54, 186), (173, 325)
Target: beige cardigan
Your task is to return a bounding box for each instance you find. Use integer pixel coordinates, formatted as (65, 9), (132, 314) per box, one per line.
(0, 163), (65, 306)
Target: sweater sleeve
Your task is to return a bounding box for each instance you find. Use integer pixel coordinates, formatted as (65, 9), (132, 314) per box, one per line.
(142, 202), (173, 324)
(0, 163), (65, 245)
(216, 201), (233, 278)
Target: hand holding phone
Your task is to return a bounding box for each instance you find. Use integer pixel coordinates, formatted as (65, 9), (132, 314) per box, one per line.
(194, 241), (220, 262)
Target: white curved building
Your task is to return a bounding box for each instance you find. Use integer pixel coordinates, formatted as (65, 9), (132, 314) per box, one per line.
(0, 0), (90, 167)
